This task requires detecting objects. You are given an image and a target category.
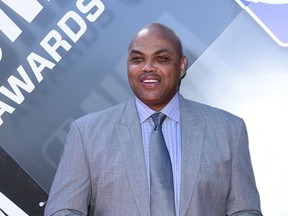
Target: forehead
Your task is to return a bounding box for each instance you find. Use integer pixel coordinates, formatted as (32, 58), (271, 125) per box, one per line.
(129, 29), (179, 54)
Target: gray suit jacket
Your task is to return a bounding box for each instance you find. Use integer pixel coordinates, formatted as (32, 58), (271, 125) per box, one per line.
(45, 96), (262, 216)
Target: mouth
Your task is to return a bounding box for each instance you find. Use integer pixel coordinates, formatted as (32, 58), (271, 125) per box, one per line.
(140, 77), (161, 88)
(139, 73), (161, 83)
(142, 79), (159, 84)
(138, 73), (162, 89)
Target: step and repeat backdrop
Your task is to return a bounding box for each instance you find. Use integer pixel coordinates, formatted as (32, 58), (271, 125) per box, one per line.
(0, 0), (287, 215)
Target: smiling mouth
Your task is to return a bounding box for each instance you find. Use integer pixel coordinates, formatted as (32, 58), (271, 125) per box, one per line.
(142, 79), (159, 83)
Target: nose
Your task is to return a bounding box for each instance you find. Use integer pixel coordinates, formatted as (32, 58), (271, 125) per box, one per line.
(142, 59), (156, 72)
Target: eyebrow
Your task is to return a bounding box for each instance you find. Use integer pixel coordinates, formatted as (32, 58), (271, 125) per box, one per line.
(130, 50), (144, 55)
(129, 48), (171, 55)
(155, 48), (170, 54)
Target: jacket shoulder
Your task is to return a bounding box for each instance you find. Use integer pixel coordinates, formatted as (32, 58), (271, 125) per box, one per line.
(74, 100), (133, 128)
(181, 98), (244, 128)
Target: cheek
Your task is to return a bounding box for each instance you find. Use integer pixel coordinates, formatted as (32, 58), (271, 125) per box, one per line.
(165, 69), (181, 85)
(127, 69), (139, 90)
(127, 64), (139, 77)
(128, 71), (136, 85)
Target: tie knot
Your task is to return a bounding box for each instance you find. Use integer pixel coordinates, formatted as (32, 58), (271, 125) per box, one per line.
(151, 112), (166, 130)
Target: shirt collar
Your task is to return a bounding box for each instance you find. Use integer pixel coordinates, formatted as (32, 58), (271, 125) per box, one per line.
(135, 93), (180, 124)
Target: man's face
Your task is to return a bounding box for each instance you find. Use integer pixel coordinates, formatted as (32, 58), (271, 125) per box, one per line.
(127, 28), (187, 111)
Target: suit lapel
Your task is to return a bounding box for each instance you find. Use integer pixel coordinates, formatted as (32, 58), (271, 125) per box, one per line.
(179, 97), (206, 216)
(116, 100), (150, 216)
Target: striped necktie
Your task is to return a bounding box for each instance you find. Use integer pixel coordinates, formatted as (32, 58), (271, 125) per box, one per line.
(150, 112), (176, 216)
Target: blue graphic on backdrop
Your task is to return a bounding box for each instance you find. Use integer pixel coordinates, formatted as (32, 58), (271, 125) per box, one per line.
(236, 0), (288, 47)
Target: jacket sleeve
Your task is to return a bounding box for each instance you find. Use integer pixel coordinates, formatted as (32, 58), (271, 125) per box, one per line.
(227, 119), (262, 216)
(44, 121), (91, 216)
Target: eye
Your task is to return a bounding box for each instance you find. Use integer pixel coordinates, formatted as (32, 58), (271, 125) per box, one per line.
(130, 56), (143, 63)
(156, 56), (170, 63)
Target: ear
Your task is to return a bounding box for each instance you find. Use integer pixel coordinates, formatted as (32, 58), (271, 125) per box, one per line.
(180, 56), (187, 79)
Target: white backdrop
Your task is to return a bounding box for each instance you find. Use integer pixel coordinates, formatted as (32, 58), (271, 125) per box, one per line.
(182, 10), (288, 216)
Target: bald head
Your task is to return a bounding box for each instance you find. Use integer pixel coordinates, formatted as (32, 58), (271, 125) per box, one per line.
(129, 23), (184, 56)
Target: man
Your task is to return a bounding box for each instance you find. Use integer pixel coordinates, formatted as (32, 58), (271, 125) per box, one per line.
(45, 23), (262, 215)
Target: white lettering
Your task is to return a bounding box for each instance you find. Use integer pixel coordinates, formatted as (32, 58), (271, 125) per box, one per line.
(40, 30), (72, 62)
(0, 0), (43, 42)
(76, 0), (105, 22)
(0, 65), (35, 104)
(0, 9), (22, 42)
(58, 11), (87, 43)
(0, 102), (15, 126)
(27, 52), (56, 82)
(0, 192), (28, 216)
(1, 0), (43, 23)
(0, 0), (106, 126)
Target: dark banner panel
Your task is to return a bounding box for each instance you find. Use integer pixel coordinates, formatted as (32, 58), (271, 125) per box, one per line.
(0, 146), (48, 215)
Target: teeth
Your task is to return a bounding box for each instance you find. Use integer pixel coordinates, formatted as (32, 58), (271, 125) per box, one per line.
(143, 79), (158, 83)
